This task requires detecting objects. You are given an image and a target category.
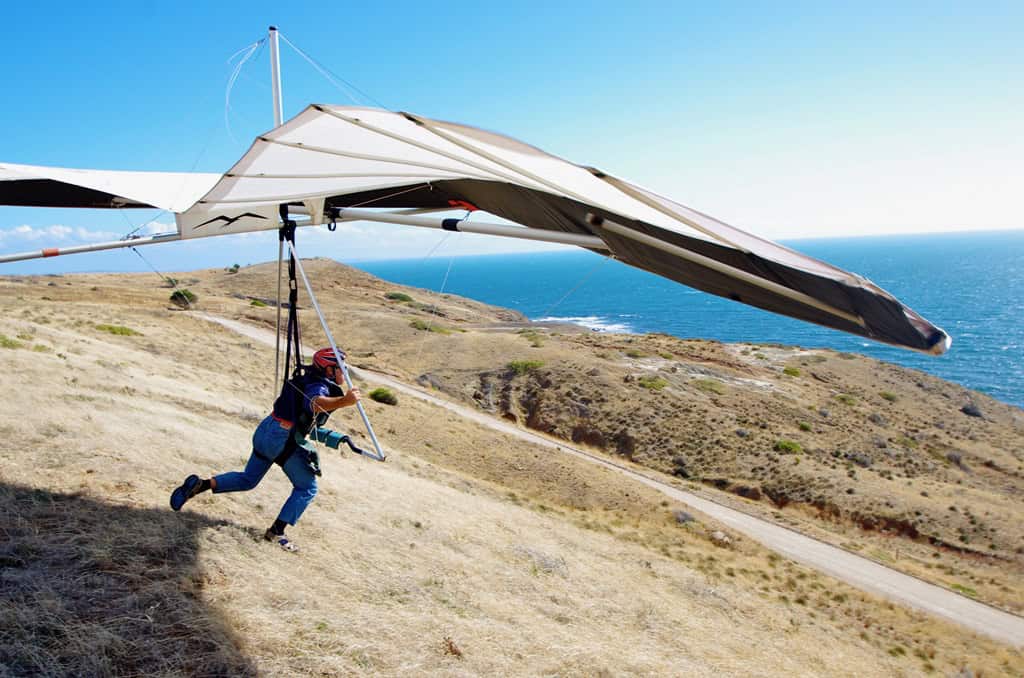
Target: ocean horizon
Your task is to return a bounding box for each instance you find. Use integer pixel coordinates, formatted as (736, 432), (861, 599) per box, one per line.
(356, 230), (1024, 409)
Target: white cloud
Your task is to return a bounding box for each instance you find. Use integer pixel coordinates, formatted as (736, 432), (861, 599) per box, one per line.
(139, 220), (175, 235)
(0, 224), (122, 244)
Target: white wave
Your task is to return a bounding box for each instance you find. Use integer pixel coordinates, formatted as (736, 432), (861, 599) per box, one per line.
(534, 315), (633, 333)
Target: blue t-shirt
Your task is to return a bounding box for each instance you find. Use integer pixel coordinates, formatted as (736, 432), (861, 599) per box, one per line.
(272, 373), (334, 425)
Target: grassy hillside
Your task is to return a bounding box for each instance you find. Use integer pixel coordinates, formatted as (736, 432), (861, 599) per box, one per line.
(0, 265), (1021, 676)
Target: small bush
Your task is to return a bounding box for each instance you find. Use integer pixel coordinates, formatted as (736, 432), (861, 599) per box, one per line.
(658, 351), (673, 359)
(409, 319), (451, 334)
(834, 393), (857, 406)
(625, 349), (646, 358)
(250, 299), (268, 307)
(798, 421), (812, 432)
(96, 324), (142, 336)
(783, 366), (801, 377)
(879, 391), (898, 402)
(517, 330), (544, 347)
(508, 360), (544, 375)
(0, 334), (24, 349)
(638, 375), (669, 391)
(163, 277), (179, 288)
(170, 289), (197, 308)
(369, 387), (398, 406)
(774, 439), (802, 454)
(385, 292), (414, 302)
(693, 378), (725, 394)
(32, 344), (52, 353)
(226, 263), (240, 274)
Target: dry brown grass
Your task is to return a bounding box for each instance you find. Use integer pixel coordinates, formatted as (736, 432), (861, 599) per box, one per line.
(0, 269), (1022, 676)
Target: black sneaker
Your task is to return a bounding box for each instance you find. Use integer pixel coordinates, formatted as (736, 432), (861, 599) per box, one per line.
(170, 474), (200, 511)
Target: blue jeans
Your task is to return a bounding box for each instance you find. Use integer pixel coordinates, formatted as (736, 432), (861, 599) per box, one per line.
(213, 416), (318, 526)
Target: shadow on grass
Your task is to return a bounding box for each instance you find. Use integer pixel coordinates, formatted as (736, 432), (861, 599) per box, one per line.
(0, 482), (258, 676)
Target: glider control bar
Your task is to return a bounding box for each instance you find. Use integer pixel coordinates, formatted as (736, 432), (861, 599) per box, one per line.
(0, 232), (181, 264)
(335, 207), (609, 250)
(285, 238), (387, 461)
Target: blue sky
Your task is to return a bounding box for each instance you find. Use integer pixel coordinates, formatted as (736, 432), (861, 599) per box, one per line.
(1, 1), (1021, 274)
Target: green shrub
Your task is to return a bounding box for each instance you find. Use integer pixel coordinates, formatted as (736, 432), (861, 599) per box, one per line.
(410, 319), (451, 334)
(32, 344), (52, 353)
(507, 360), (544, 375)
(798, 421), (812, 432)
(0, 335), (23, 349)
(625, 349), (646, 358)
(163, 277), (179, 288)
(170, 289), (197, 308)
(95, 324), (142, 336)
(386, 292), (414, 302)
(693, 378), (725, 395)
(518, 330), (544, 347)
(950, 583), (977, 597)
(250, 299), (268, 307)
(226, 263), (240, 274)
(774, 439), (803, 454)
(369, 387), (398, 406)
(638, 375), (669, 391)
(834, 393), (857, 406)
(783, 366), (801, 377)
(879, 391), (898, 402)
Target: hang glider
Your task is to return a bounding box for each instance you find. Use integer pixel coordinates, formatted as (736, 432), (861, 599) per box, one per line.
(0, 104), (949, 355)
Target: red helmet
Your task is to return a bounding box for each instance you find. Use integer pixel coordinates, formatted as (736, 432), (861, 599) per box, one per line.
(312, 347), (345, 369)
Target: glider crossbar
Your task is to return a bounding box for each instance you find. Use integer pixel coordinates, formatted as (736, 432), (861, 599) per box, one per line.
(0, 231), (181, 264)
(285, 238), (386, 461)
(591, 215), (866, 328)
(336, 207), (609, 249)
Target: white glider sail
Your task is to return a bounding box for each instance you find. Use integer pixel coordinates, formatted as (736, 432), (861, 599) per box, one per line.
(0, 162), (219, 213)
(0, 104), (950, 355)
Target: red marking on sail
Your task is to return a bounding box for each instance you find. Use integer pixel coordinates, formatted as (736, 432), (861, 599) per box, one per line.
(447, 200), (479, 212)
(42, 248), (60, 257)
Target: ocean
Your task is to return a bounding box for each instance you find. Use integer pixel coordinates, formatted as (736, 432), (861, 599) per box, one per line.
(356, 230), (1024, 409)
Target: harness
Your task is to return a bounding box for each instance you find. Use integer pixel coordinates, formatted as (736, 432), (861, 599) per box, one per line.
(263, 214), (366, 470)
(268, 206), (385, 462)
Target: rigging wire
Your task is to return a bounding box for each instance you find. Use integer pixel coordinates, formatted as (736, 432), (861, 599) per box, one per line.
(129, 246), (193, 309)
(348, 182), (433, 209)
(225, 38), (266, 145)
(535, 255), (610, 320)
(278, 32), (387, 109)
(411, 236), (455, 372)
(407, 207), (472, 370)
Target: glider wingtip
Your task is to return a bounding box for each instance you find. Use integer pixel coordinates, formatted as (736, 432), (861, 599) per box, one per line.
(927, 330), (952, 356)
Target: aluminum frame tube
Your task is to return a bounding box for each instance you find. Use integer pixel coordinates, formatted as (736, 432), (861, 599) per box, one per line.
(336, 207), (609, 249)
(0, 232), (181, 264)
(285, 239), (386, 461)
(269, 26), (284, 127)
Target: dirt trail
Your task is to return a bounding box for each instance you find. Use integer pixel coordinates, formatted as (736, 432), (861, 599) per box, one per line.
(197, 312), (1024, 647)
